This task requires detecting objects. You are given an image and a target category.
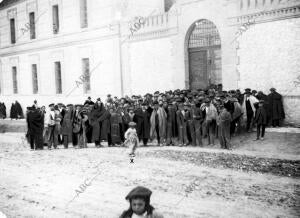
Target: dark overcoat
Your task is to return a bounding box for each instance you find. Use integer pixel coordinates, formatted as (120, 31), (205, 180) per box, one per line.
(61, 109), (73, 140)
(268, 92), (285, 121)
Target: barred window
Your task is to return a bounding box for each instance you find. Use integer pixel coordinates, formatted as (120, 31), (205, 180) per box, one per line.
(29, 12), (36, 39)
(82, 58), (90, 93)
(54, 61), (62, 94)
(10, 18), (16, 44)
(80, 0), (88, 28)
(32, 64), (38, 94)
(52, 5), (59, 34)
(12, 66), (18, 94)
(188, 20), (221, 48)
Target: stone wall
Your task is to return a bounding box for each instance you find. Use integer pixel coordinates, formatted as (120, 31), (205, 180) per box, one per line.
(236, 17), (300, 125)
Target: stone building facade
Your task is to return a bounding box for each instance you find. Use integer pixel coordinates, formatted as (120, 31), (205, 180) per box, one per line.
(0, 0), (299, 125)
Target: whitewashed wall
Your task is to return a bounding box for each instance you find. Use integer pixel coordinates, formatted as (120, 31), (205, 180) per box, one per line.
(237, 18), (300, 124)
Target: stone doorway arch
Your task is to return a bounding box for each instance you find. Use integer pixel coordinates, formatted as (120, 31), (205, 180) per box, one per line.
(184, 19), (222, 90)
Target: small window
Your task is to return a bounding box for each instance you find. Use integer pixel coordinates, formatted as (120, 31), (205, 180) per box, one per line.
(54, 61), (62, 94)
(52, 5), (59, 34)
(12, 66), (18, 94)
(10, 18), (16, 44)
(82, 58), (90, 93)
(29, 12), (36, 39)
(80, 0), (88, 28)
(32, 64), (38, 94)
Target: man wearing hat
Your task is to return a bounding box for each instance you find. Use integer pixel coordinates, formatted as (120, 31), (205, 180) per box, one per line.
(44, 103), (56, 149)
(84, 96), (94, 106)
(202, 98), (217, 146)
(26, 106), (44, 150)
(135, 102), (151, 146)
(267, 88), (285, 127)
(166, 101), (178, 146)
(176, 102), (188, 146)
(61, 104), (74, 148)
(242, 88), (259, 132)
(189, 100), (203, 146)
(120, 186), (164, 218)
(253, 100), (267, 140)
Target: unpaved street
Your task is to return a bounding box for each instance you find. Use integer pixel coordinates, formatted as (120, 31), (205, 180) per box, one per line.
(0, 131), (299, 218)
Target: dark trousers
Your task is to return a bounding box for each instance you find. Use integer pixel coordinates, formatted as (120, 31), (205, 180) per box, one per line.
(63, 135), (69, 148)
(257, 124), (266, 138)
(72, 132), (78, 146)
(230, 116), (241, 136)
(29, 133), (43, 150)
(272, 119), (280, 127)
(246, 112), (253, 131)
(142, 138), (148, 146)
(155, 125), (160, 144)
(188, 120), (202, 146)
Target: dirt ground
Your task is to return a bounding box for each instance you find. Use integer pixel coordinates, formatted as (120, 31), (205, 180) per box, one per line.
(0, 130), (299, 218)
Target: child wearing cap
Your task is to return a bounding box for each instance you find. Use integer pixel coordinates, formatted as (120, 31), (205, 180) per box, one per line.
(120, 186), (164, 218)
(124, 122), (139, 157)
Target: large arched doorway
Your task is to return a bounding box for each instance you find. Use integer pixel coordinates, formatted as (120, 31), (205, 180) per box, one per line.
(186, 19), (222, 90)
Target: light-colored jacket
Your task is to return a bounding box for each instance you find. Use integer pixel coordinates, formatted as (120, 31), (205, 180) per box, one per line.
(242, 95), (259, 119)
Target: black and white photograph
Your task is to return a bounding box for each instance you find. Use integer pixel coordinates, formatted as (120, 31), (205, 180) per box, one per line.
(0, 0), (299, 217)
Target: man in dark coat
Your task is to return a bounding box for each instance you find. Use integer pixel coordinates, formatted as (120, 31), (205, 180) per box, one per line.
(135, 102), (151, 146)
(109, 107), (122, 146)
(254, 100), (267, 140)
(166, 102), (177, 146)
(89, 98), (106, 147)
(61, 104), (74, 148)
(26, 106), (44, 150)
(15, 101), (24, 119)
(189, 100), (203, 146)
(83, 96), (94, 106)
(176, 102), (188, 146)
(0, 102), (6, 119)
(268, 88), (285, 127)
(256, 91), (269, 124)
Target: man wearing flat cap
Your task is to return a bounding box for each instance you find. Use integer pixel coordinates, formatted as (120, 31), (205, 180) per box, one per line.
(242, 88), (259, 132)
(26, 106), (44, 150)
(120, 186), (164, 218)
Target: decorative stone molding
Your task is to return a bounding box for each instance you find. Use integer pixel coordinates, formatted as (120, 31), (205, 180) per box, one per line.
(125, 27), (178, 43)
(9, 57), (19, 66)
(7, 8), (17, 20)
(228, 4), (300, 26)
(26, 1), (37, 14)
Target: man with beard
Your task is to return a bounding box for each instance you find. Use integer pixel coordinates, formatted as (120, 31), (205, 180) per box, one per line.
(26, 106), (44, 150)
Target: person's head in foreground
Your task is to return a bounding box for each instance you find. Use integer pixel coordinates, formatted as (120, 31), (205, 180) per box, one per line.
(120, 186), (164, 218)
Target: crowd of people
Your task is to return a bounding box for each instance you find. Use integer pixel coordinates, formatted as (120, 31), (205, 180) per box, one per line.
(24, 86), (285, 151)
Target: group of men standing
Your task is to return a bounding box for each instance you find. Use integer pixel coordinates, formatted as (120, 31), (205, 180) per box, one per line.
(25, 86), (285, 150)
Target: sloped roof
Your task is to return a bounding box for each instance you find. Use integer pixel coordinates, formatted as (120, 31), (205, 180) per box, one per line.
(0, 0), (21, 9)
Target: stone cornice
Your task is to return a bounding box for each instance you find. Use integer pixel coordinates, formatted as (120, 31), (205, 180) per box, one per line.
(123, 27), (178, 43)
(0, 31), (119, 57)
(228, 4), (300, 26)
